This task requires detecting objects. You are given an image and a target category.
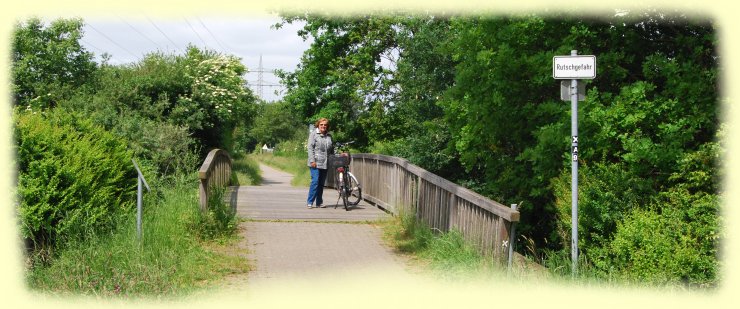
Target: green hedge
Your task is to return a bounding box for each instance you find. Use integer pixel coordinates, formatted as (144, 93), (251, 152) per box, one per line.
(15, 109), (137, 249)
(606, 189), (719, 287)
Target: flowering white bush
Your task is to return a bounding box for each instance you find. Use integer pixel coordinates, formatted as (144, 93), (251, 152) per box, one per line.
(173, 52), (252, 131)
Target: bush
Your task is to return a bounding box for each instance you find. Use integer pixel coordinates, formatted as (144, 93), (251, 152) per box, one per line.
(368, 119), (461, 180)
(551, 162), (653, 254)
(274, 136), (308, 157)
(113, 112), (199, 176)
(550, 142), (721, 287)
(15, 108), (137, 251)
(605, 187), (720, 287)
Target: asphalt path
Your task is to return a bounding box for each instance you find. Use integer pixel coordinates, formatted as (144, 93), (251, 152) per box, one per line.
(235, 163), (407, 285)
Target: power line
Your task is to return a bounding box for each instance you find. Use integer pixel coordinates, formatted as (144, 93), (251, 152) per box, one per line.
(80, 38), (105, 55)
(247, 81), (283, 87)
(86, 22), (139, 61)
(121, 18), (163, 51)
(196, 17), (229, 52)
(249, 84), (284, 87)
(184, 18), (208, 48)
(146, 16), (182, 53)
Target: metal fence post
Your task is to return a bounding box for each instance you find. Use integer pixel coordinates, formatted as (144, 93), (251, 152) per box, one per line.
(137, 175), (142, 240)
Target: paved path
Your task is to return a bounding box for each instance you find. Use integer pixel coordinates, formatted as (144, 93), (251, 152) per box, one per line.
(235, 164), (407, 285)
(232, 165), (389, 221)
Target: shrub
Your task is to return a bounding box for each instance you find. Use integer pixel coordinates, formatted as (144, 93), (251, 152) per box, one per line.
(551, 162), (654, 254)
(15, 108), (137, 251)
(606, 188), (719, 287)
(550, 142), (721, 287)
(113, 112), (199, 177)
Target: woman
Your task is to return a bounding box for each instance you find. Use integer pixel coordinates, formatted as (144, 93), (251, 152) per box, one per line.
(306, 118), (333, 208)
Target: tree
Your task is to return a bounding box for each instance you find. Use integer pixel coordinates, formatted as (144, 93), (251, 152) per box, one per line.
(12, 17), (97, 109)
(277, 14), (464, 177)
(276, 13), (399, 144)
(441, 15), (579, 243)
(438, 12), (720, 286)
(276, 11), (721, 285)
(79, 46), (258, 155)
(248, 101), (303, 148)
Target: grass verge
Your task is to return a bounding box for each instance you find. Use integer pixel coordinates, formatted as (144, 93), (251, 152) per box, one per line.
(380, 211), (558, 283)
(230, 153), (262, 186)
(381, 212), (703, 291)
(25, 174), (250, 298)
(251, 152), (310, 187)
(380, 211), (501, 281)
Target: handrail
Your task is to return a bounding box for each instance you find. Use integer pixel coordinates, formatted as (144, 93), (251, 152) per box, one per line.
(198, 149), (232, 212)
(344, 153), (520, 262)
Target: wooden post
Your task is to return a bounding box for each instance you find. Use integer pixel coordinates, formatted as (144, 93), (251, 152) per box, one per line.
(508, 203), (518, 270)
(199, 178), (208, 213)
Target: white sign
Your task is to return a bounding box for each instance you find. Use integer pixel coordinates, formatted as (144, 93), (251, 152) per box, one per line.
(553, 55), (596, 79)
(560, 80), (586, 101)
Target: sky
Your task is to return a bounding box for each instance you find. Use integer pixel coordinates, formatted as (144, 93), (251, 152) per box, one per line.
(80, 15), (312, 102)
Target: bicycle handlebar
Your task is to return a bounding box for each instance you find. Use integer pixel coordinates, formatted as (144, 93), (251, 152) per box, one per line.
(333, 140), (355, 149)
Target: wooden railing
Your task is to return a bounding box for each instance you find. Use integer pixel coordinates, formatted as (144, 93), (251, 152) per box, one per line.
(198, 149), (232, 212)
(330, 153), (520, 262)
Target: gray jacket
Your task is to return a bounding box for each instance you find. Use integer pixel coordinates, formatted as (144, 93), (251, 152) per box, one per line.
(307, 130), (333, 169)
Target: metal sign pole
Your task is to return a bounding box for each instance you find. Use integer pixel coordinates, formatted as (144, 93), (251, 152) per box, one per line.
(554, 50), (594, 277)
(132, 159), (150, 243)
(570, 49), (579, 276)
(137, 175), (143, 241)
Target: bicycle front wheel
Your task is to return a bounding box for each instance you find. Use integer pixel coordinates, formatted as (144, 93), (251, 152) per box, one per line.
(346, 172), (362, 206)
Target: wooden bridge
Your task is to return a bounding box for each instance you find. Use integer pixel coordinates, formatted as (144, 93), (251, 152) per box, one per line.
(198, 149), (521, 281)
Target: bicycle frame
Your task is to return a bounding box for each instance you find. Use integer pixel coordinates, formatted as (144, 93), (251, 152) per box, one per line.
(331, 141), (361, 210)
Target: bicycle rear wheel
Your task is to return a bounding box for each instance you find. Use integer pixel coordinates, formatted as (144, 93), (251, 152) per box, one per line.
(341, 176), (350, 211)
(335, 172), (344, 209)
(346, 172), (362, 206)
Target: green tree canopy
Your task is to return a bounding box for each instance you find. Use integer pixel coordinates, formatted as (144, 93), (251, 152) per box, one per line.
(12, 17), (97, 109)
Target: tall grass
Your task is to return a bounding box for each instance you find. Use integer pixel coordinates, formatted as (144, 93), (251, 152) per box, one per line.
(189, 186), (238, 240)
(381, 211), (498, 280)
(230, 153), (261, 186)
(382, 211), (695, 289)
(25, 175), (249, 298)
(252, 152), (310, 187)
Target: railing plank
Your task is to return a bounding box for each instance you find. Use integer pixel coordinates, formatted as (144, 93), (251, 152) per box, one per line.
(352, 154), (519, 222)
(198, 149), (232, 212)
(343, 153), (519, 262)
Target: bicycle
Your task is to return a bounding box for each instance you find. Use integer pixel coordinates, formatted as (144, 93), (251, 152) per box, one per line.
(329, 141), (362, 211)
